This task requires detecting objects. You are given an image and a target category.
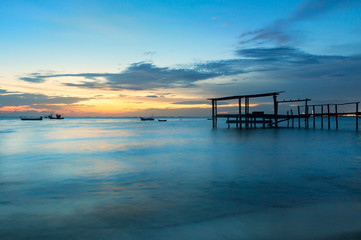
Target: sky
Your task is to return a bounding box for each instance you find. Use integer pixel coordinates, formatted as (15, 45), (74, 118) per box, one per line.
(0, 0), (361, 117)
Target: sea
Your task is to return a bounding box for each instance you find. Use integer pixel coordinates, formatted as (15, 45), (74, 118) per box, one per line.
(0, 117), (361, 240)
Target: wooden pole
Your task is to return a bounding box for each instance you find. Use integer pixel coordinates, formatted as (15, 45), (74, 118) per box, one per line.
(321, 105), (324, 129)
(273, 94), (278, 128)
(215, 100), (218, 128)
(212, 100), (215, 128)
(327, 104), (330, 130)
(298, 106), (301, 128)
(245, 97), (249, 128)
(335, 105), (338, 129)
(227, 117), (230, 129)
(356, 102), (359, 131)
(305, 100), (309, 128)
(291, 109), (294, 128)
(313, 105), (315, 129)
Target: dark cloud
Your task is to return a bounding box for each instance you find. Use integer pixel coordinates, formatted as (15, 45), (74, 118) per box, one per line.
(0, 89), (87, 107)
(236, 47), (345, 64)
(19, 73), (47, 83)
(172, 101), (210, 105)
(172, 101), (232, 105)
(105, 62), (217, 90)
(146, 95), (158, 98)
(204, 48), (361, 102)
(20, 62), (219, 90)
(64, 81), (102, 89)
(240, 0), (361, 46)
(17, 47), (361, 104)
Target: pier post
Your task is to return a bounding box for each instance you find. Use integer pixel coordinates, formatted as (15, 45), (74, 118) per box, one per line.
(291, 109), (294, 127)
(245, 97), (249, 128)
(313, 105), (315, 129)
(298, 106), (301, 128)
(227, 117), (230, 129)
(212, 100), (215, 128)
(305, 99), (309, 128)
(273, 94), (278, 128)
(327, 104), (330, 130)
(321, 105), (324, 129)
(214, 101), (218, 128)
(356, 102), (359, 131)
(335, 105), (338, 129)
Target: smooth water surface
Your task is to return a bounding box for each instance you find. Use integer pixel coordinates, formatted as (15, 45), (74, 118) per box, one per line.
(1, 117), (361, 239)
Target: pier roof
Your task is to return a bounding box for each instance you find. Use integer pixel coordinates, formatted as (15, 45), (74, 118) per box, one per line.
(207, 91), (284, 101)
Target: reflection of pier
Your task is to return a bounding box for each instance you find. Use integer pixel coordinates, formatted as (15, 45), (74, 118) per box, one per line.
(208, 92), (360, 131)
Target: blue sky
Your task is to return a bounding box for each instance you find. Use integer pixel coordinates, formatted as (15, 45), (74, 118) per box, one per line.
(0, 0), (361, 116)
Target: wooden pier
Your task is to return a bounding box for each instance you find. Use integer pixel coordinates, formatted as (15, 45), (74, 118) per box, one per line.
(208, 92), (360, 131)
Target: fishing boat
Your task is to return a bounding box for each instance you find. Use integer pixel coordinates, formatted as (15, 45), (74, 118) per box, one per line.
(48, 114), (64, 119)
(158, 119), (167, 122)
(20, 116), (43, 121)
(140, 117), (154, 121)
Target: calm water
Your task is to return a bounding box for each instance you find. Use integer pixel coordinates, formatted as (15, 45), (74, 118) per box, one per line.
(1, 117), (361, 240)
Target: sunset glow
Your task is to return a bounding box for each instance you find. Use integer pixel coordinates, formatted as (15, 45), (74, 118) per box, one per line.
(1, 0), (361, 116)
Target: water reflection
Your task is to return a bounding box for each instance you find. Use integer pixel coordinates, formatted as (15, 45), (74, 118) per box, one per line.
(1, 118), (361, 239)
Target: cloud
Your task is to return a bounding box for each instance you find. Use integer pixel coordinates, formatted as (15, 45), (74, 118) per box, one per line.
(172, 101), (210, 105)
(0, 89), (88, 107)
(240, 0), (361, 46)
(0, 89), (9, 94)
(290, 0), (360, 22)
(20, 62), (220, 90)
(146, 95), (158, 98)
(236, 47), (344, 64)
(144, 51), (156, 56)
(172, 101), (230, 105)
(64, 81), (102, 89)
(17, 48), (361, 104)
(19, 73), (47, 83)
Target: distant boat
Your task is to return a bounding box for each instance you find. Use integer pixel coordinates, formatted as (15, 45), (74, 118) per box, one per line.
(48, 114), (64, 119)
(158, 119), (167, 122)
(140, 117), (154, 121)
(20, 116), (43, 121)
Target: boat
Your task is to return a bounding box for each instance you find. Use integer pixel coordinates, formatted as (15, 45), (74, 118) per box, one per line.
(158, 119), (167, 122)
(48, 114), (64, 119)
(20, 116), (43, 121)
(140, 117), (154, 121)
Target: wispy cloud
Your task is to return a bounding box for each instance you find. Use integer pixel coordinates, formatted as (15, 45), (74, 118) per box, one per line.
(19, 73), (48, 83)
(0, 89), (88, 107)
(172, 101), (210, 105)
(240, 0), (361, 46)
(20, 62), (220, 90)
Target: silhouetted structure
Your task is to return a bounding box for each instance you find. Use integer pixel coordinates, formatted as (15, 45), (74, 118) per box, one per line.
(208, 92), (360, 131)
